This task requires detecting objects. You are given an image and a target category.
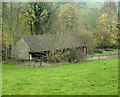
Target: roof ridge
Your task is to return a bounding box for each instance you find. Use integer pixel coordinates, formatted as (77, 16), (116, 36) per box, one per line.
(21, 33), (85, 52)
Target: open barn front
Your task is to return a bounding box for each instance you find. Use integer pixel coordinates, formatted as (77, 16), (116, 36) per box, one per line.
(29, 51), (48, 62)
(28, 46), (87, 64)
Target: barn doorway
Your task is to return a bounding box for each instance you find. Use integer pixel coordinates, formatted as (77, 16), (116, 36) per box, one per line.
(29, 51), (48, 62)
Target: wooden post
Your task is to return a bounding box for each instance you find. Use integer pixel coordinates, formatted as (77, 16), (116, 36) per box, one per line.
(29, 53), (32, 61)
(83, 46), (87, 55)
(40, 52), (42, 65)
(47, 51), (49, 62)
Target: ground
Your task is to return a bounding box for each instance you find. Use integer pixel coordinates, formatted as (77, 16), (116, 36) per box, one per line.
(2, 58), (118, 95)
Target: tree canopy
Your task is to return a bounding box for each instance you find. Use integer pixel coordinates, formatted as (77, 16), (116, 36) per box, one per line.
(2, 2), (118, 61)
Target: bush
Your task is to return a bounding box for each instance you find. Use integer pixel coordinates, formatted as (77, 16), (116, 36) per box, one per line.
(46, 49), (70, 63)
(46, 48), (85, 63)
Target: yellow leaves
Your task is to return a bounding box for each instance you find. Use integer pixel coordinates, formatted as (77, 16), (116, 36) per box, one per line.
(19, 14), (24, 19)
(28, 17), (33, 21)
(111, 34), (115, 38)
(112, 21), (115, 23)
(98, 36), (103, 40)
(95, 12), (118, 47)
(24, 12), (29, 17)
(58, 3), (81, 31)
(2, 31), (7, 42)
(111, 35), (116, 44)
(98, 13), (108, 25)
(31, 13), (36, 19)
(101, 13), (108, 18)
(59, 14), (62, 17)
(41, 11), (48, 17)
(2, 31), (14, 48)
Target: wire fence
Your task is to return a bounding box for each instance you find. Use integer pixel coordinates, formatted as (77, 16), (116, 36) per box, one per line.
(86, 53), (119, 61)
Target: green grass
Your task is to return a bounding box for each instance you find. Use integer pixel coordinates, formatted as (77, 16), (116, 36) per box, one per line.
(3, 58), (118, 95)
(94, 49), (118, 56)
(87, 2), (104, 10)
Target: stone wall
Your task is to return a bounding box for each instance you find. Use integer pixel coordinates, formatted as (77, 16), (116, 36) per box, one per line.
(12, 38), (30, 60)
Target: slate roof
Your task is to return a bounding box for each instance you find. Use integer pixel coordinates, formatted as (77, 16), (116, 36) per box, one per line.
(23, 33), (85, 52)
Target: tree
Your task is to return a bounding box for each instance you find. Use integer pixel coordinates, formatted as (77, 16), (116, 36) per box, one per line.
(94, 1), (118, 49)
(22, 2), (63, 35)
(95, 13), (118, 48)
(82, 8), (100, 32)
(101, 1), (117, 14)
(2, 2), (29, 61)
(117, 1), (120, 47)
(50, 3), (96, 54)
(51, 3), (82, 33)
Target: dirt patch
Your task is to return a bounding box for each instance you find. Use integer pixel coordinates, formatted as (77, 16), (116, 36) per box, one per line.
(21, 61), (51, 67)
(21, 61), (71, 67)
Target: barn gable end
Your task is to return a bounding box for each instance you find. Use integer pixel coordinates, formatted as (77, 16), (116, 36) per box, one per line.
(12, 38), (30, 60)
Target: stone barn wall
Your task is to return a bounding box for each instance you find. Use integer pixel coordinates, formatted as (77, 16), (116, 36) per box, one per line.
(12, 38), (30, 60)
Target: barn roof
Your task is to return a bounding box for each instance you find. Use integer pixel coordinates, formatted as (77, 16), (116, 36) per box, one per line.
(23, 33), (85, 52)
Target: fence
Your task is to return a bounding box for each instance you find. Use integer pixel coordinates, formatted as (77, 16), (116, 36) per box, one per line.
(86, 53), (119, 61)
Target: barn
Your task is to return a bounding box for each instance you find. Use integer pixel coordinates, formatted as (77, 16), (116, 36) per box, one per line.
(12, 33), (87, 62)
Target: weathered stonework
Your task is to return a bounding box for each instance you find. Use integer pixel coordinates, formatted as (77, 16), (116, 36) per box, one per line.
(12, 38), (30, 60)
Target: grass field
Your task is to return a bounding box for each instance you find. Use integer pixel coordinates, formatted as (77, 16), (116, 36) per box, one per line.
(2, 58), (118, 95)
(87, 2), (104, 9)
